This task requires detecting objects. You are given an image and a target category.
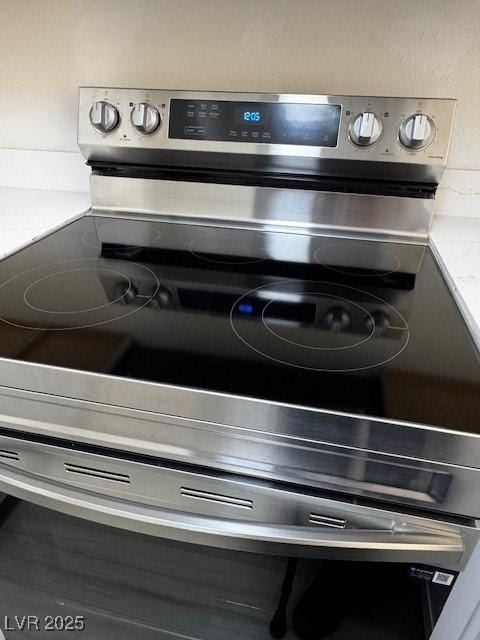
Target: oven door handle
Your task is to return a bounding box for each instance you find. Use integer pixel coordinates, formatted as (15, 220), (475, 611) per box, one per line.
(0, 463), (465, 564)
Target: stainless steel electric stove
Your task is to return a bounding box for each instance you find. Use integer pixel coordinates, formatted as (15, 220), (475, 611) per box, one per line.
(0, 89), (478, 640)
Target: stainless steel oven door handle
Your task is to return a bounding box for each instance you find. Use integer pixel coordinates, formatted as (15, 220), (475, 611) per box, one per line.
(0, 463), (464, 564)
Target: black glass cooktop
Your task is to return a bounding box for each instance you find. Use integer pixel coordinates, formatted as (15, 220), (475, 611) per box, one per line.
(0, 215), (478, 433)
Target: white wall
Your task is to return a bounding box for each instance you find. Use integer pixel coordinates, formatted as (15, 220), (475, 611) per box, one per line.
(0, 0), (479, 170)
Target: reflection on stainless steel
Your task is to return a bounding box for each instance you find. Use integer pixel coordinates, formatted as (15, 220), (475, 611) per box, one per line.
(93, 214), (428, 270)
(0, 436), (472, 570)
(1, 375), (480, 518)
(91, 175), (435, 240)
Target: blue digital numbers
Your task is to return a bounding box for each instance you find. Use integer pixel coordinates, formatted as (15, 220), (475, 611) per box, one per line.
(243, 111), (261, 122)
(234, 105), (265, 126)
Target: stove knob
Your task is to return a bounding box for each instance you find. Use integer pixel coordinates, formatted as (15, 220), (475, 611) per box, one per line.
(114, 282), (138, 304)
(323, 307), (351, 332)
(366, 311), (390, 336)
(157, 286), (172, 306)
(399, 114), (435, 149)
(89, 101), (119, 133)
(349, 112), (383, 146)
(131, 103), (161, 135)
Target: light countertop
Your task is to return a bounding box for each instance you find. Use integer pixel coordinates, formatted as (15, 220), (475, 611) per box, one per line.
(0, 186), (90, 258)
(1, 185), (479, 341)
(430, 215), (480, 342)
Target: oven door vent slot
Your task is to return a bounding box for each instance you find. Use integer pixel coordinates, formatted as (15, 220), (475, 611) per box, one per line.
(181, 487), (253, 510)
(309, 513), (347, 529)
(0, 449), (19, 462)
(64, 462), (130, 484)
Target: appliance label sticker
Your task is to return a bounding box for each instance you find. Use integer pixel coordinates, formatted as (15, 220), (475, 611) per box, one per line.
(432, 571), (455, 586)
(408, 566), (457, 586)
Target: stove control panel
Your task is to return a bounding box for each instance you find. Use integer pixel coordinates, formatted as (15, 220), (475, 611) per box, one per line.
(78, 88), (456, 183)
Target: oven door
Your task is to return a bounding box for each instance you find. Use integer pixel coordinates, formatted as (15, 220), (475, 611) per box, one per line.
(0, 434), (472, 639)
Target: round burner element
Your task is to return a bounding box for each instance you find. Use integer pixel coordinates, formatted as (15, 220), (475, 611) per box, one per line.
(230, 280), (409, 372)
(314, 242), (401, 277)
(190, 231), (268, 265)
(0, 258), (160, 331)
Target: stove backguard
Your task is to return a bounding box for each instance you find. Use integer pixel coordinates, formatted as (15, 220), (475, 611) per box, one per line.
(78, 88), (456, 242)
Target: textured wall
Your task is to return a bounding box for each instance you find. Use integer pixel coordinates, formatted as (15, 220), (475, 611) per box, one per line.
(0, 0), (479, 169)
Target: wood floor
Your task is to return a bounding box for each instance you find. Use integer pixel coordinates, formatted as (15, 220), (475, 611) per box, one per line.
(0, 499), (316, 639)
(0, 498), (426, 639)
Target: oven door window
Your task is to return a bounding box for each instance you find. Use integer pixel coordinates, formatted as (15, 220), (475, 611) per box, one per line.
(0, 497), (454, 639)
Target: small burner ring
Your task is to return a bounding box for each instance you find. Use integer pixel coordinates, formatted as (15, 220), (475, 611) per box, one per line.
(314, 243), (401, 277)
(82, 225), (162, 251)
(24, 267), (133, 314)
(190, 231), (268, 265)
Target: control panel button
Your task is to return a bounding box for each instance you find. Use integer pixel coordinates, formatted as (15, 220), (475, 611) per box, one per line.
(131, 103), (161, 135)
(89, 101), (119, 133)
(349, 112), (383, 146)
(399, 114), (435, 149)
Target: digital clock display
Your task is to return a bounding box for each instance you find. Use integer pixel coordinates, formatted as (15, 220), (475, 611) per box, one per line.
(169, 99), (341, 147)
(243, 111), (261, 122)
(234, 105), (267, 125)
